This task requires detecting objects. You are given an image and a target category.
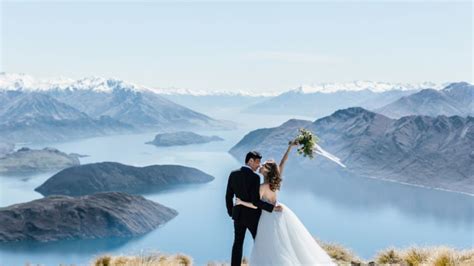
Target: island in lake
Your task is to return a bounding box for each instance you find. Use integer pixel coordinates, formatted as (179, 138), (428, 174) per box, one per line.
(35, 161), (215, 196)
(146, 131), (223, 147)
(0, 147), (82, 175)
(0, 192), (177, 242)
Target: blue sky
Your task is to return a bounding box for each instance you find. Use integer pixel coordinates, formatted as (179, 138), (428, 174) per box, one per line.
(1, 1), (472, 93)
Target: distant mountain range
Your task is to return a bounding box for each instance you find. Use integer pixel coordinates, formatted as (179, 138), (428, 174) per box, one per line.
(242, 81), (446, 118)
(243, 88), (415, 118)
(242, 82), (474, 119)
(0, 91), (133, 143)
(375, 82), (474, 118)
(230, 107), (474, 195)
(161, 94), (270, 116)
(0, 73), (233, 143)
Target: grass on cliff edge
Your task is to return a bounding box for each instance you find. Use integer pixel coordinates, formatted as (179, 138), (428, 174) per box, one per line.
(92, 244), (474, 266)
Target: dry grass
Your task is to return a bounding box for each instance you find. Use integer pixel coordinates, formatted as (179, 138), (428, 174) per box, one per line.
(402, 246), (429, 266)
(375, 247), (405, 265)
(92, 252), (192, 266)
(91, 245), (474, 266)
(371, 246), (474, 266)
(319, 241), (362, 265)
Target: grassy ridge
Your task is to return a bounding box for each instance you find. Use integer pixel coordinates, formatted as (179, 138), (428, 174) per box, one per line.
(92, 243), (474, 266)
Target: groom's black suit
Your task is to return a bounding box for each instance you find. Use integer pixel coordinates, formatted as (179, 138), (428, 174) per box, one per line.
(226, 166), (275, 266)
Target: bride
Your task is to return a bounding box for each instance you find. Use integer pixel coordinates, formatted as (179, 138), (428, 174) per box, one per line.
(235, 141), (337, 266)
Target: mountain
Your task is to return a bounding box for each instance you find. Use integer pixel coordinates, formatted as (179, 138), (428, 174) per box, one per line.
(0, 147), (81, 175)
(0, 91), (133, 143)
(161, 94), (270, 117)
(0, 73), (233, 131)
(230, 107), (474, 194)
(242, 81), (436, 118)
(35, 161), (215, 196)
(146, 131), (224, 147)
(375, 82), (474, 118)
(46, 84), (231, 130)
(0, 192), (177, 242)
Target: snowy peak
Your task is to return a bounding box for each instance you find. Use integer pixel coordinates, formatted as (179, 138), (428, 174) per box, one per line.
(0, 73), (152, 93)
(148, 87), (276, 97)
(0, 73), (276, 97)
(291, 81), (443, 94)
(375, 82), (473, 118)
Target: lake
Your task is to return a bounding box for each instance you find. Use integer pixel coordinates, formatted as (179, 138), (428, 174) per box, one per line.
(0, 114), (472, 265)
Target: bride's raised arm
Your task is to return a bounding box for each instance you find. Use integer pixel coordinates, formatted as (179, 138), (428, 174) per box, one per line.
(279, 140), (298, 176)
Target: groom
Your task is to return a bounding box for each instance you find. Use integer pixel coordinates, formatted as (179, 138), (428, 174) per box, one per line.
(225, 151), (282, 266)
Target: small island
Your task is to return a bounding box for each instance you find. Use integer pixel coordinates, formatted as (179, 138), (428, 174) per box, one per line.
(0, 147), (81, 175)
(146, 131), (224, 147)
(35, 161), (215, 196)
(0, 192), (178, 242)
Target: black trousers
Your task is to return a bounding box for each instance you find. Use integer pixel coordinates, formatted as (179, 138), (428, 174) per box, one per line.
(231, 220), (258, 266)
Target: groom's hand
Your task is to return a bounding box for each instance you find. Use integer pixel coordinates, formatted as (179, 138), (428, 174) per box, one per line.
(274, 205), (283, 212)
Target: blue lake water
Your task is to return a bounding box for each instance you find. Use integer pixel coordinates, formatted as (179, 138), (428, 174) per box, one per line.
(0, 114), (473, 265)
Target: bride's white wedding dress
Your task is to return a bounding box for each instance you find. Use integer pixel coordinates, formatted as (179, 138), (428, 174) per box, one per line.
(249, 199), (336, 266)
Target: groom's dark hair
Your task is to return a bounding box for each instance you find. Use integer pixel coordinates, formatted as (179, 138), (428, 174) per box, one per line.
(245, 151), (262, 164)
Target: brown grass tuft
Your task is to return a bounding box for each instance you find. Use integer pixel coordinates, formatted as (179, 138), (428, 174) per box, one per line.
(375, 247), (404, 265)
(402, 246), (429, 266)
(92, 252), (192, 266)
(320, 242), (361, 264)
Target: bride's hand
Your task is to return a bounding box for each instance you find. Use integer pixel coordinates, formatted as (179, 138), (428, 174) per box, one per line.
(289, 140), (299, 147)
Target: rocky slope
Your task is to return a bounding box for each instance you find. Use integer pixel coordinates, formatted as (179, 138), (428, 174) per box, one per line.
(375, 82), (474, 118)
(0, 92), (133, 143)
(230, 107), (474, 194)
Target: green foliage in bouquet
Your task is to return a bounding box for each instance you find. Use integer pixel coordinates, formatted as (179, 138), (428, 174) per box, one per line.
(291, 128), (320, 159)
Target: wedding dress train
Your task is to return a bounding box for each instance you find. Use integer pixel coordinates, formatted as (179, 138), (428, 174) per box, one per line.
(249, 202), (336, 266)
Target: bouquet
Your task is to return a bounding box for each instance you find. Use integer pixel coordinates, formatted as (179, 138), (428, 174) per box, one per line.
(291, 128), (320, 159)
(290, 128), (346, 168)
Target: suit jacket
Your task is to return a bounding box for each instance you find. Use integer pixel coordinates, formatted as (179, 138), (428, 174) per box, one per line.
(225, 166), (274, 225)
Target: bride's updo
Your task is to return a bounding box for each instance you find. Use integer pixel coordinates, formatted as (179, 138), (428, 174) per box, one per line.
(263, 160), (282, 191)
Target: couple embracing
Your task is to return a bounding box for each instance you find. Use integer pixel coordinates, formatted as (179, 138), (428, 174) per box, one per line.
(225, 141), (336, 266)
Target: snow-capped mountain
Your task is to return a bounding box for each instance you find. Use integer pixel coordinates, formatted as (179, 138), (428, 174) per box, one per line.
(291, 81), (444, 94)
(0, 72), (274, 96)
(0, 73), (152, 93)
(375, 82), (474, 118)
(152, 87), (276, 97)
(0, 92), (133, 143)
(0, 73), (234, 143)
(243, 81), (458, 118)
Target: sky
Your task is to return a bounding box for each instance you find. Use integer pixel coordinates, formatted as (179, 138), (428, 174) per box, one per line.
(1, 1), (472, 93)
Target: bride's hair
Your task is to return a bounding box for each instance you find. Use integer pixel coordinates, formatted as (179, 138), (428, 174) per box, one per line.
(263, 160), (282, 191)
